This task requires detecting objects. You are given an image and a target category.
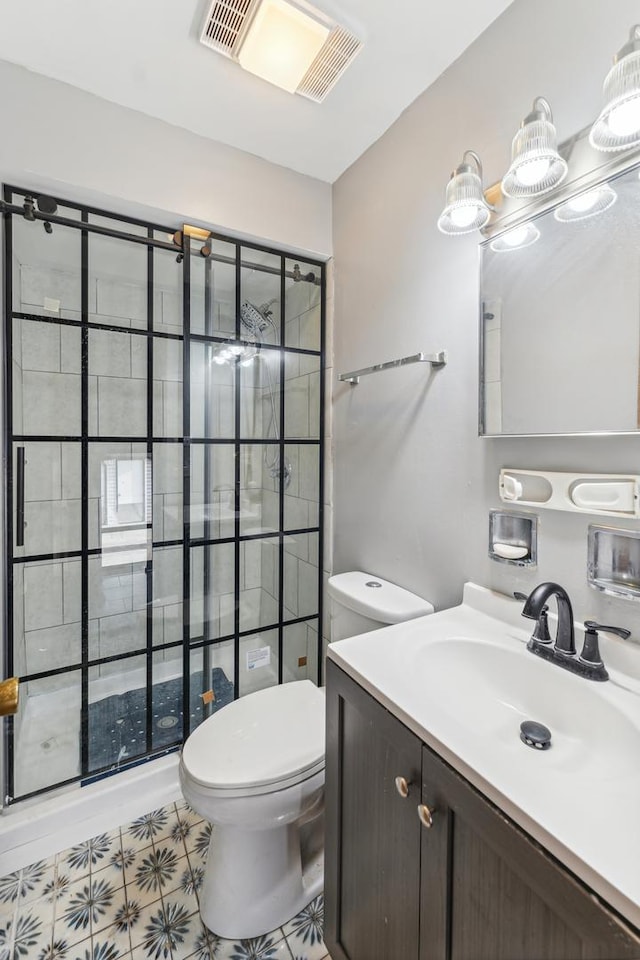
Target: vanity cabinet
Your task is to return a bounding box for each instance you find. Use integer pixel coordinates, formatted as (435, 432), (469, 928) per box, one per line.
(324, 660), (640, 960)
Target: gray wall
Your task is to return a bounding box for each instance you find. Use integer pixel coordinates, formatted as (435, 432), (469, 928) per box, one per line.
(0, 60), (331, 257)
(332, 0), (640, 638)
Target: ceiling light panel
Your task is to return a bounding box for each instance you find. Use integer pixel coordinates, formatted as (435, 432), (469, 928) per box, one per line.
(199, 0), (362, 100)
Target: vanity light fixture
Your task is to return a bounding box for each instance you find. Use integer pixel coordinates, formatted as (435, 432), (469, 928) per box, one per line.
(501, 97), (568, 198)
(489, 222), (540, 252)
(553, 184), (617, 223)
(590, 26), (640, 152)
(437, 150), (493, 235)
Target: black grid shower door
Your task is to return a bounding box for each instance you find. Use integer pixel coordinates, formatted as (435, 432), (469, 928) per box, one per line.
(2, 185), (325, 803)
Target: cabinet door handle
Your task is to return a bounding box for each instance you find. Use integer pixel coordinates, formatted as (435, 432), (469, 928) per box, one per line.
(395, 776), (410, 798)
(417, 803), (436, 828)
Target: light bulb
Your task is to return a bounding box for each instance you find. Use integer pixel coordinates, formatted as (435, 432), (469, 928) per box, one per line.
(502, 225), (530, 247)
(450, 205), (481, 228)
(567, 190), (601, 213)
(515, 158), (551, 186)
(607, 97), (640, 136)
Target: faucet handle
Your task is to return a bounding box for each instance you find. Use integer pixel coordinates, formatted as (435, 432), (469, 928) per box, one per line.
(583, 621), (631, 643)
(579, 621), (630, 680)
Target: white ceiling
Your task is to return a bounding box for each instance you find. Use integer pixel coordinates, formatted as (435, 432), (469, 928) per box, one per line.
(0, 0), (514, 183)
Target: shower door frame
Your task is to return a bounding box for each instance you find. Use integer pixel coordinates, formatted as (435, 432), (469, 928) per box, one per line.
(2, 184), (326, 805)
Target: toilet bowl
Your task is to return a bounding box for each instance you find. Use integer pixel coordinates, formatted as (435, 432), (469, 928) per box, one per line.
(180, 571), (433, 939)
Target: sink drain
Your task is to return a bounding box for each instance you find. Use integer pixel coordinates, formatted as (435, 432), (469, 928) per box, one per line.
(520, 720), (552, 750)
(157, 715), (179, 729)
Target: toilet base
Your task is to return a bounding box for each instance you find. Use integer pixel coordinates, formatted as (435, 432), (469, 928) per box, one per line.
(199, 807), (324, 940)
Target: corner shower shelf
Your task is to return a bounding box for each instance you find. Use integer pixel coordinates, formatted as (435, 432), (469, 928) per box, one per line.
(338, 350), (447, 385)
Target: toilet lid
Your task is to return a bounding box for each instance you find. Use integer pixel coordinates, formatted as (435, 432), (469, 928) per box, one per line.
(182, 680), (325, 790)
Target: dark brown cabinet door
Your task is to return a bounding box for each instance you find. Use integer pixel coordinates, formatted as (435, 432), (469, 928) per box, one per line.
(419, 745), (640, 960)
(325, 660), (423, 960)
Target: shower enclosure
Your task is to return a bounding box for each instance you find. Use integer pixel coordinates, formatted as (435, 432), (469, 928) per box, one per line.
(2, 186), (325, 804)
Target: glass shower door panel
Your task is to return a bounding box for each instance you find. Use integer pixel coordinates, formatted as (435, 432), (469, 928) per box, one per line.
(241, 249), (282, 345)
(190, 444), (235, 541)
(152, 648), (184, 752)
(284, 443), (320, 530)
(190, 342), (236, 439)
(284, 258), (322, 351)
(13, 318), (81, 437)
(89, 233), (147, 330)
(239, 628), (279, 697)
(188, 641), (236, 735)
(88, 656), (148, 773)
(12, 442), (82, 557)
(284, 353), (321, 440)
(284, 532), (319, 621)
(240, 348), (281, 441)
(283, 619), (319, 684)
(12, 218), (82, 320)
(89, 329), (147, 438)
(190, 543), (235, 642)
(13, 558), (82, 678)
(13, 670), (82, 798)
(190, 239), (237, 338)
(239, 537), (279, 632)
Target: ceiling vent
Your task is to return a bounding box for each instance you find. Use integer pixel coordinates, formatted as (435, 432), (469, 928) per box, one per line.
(297, 25), (362, 102)
(199, 0), (257, 57)
(199, 0), (362, 102)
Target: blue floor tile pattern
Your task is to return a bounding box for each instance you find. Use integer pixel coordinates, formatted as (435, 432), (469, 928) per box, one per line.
(88, 670), (234, 771)
(0, 801), (328, 960)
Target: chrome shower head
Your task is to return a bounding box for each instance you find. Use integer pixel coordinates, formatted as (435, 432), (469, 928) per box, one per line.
(240, 300), (277, 338)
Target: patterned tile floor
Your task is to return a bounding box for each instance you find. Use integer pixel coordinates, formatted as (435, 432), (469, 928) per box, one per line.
(0, 800), (328, 960)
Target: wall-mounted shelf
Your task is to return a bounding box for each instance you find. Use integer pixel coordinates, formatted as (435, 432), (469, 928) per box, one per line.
(339, 351), (447, 385)
(499, 468), (640, 518)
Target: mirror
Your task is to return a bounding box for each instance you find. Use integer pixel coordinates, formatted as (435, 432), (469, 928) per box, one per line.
(480, 159), (640, 436)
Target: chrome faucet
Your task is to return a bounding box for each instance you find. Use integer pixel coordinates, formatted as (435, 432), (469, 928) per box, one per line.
(518, 582), (631, 682)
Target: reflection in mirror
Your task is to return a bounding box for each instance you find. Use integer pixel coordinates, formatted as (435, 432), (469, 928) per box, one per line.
(100, 456), (151, 565)
(480, 160), (640, 436)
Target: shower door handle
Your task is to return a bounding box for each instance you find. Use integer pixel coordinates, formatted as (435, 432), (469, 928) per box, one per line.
(16, 447), (25, 548)
(0, 678), (19, 717)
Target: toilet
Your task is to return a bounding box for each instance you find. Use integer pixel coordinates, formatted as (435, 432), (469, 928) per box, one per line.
(179, 571), (433, 939)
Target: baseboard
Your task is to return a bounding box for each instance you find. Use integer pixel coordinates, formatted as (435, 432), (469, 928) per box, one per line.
(0, 753), (182, 875)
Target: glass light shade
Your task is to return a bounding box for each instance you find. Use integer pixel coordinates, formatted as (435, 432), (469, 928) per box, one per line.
(502, 115), (568, 198)
(590, 37), (640, 151)
(438, 169), (491, 235)
(489, 222), (540, 252)
(554, 184), (617, 222)
(238, 0), (330, 94)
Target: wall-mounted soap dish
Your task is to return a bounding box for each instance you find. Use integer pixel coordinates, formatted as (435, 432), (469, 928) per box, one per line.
(588, 525), (640, 601)
(489, 510), (537, 566)
(499, 469), (640, 518)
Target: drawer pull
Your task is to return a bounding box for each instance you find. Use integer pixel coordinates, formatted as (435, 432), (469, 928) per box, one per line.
(418, 803), (435, 828)
(395, 776), (410, 798)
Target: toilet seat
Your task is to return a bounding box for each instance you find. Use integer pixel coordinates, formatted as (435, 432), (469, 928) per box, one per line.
(181, 679), (325, 796)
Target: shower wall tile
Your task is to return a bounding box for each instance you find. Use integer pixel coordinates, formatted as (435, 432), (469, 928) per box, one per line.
(12, 361), (24, 434)
(21, 320), (61, 373)
(19, 499), (82, 556)
(89, 329), (132, 378)
(98, 610), (146, 660)
(299, 303), (321, 352)
(25, 623), (80, 674)
(23, 441), (62, 501)
(63, 561), (82, 625)
(23, 563), (63, 632)
(297, 556), (319, 618)
(96, 376), (147, 437)
(242, 539), (262, 591)
(95, 277), (146, 326)
(130, 334), (148, 379)
(60, 325), (81, 374)
(20, 264), (82, 316)
(21, 371), (81, 435)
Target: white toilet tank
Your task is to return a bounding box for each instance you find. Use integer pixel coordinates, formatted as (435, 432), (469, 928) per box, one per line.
(327, 571), (434, 642)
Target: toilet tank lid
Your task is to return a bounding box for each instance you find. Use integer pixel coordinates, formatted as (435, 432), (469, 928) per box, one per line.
(327, 571), (434, 623)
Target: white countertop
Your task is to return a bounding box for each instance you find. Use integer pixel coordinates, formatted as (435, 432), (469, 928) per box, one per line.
(327, 582), (640, 930)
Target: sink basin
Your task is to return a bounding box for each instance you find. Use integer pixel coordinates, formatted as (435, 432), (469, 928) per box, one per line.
(419, 636), (640, 779)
